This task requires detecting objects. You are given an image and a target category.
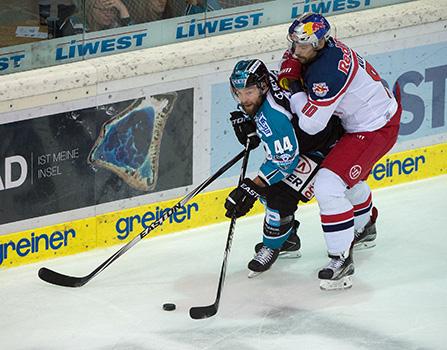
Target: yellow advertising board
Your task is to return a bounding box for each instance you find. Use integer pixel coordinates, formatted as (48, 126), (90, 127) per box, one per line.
(1, 143), (446, 268)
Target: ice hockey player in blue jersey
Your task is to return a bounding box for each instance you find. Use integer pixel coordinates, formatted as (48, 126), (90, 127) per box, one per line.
(224, 59), (344, 278)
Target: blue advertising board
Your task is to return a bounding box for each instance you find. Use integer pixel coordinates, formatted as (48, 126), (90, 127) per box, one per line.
(0, 0), (409, 75)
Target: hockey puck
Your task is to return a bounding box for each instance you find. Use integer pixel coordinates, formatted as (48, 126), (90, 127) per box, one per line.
(163, 303), (176, 311)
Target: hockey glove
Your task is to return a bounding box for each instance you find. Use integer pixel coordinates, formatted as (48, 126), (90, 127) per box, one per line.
(225, 178), (264, 218)
(278, 50), (304, 94)
(229, 111), (260, 150)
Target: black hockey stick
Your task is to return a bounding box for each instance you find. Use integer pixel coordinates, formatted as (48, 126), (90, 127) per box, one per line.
(189, 143), (251, 319)
(38, 150), (246, 288)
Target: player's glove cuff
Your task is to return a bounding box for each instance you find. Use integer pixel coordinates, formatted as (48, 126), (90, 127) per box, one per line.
(230, 111), (260, 150)
(224, 178), (265, 218)
(278, 55), (303, 92)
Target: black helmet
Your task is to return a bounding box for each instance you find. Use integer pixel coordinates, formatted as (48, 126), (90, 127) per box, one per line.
(229, 59), (269, 91)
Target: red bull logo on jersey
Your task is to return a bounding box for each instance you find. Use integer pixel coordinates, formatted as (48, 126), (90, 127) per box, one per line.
(312, 82), (329, 97)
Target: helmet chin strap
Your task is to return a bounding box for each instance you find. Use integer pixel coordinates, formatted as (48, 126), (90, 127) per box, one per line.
(259, 81), (269, 97)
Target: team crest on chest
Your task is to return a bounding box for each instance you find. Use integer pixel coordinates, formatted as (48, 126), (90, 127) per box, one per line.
(312, 82), (329, 97)
(274, 153), (292, 170)
(257, 112), (273, 137)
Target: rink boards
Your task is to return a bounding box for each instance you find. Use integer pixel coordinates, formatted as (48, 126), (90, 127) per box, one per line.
(0, 142), (445, 268)
(1, 0), (446, 269)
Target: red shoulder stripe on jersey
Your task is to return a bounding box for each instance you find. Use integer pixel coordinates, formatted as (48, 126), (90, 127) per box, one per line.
(309, 48), (359, 107)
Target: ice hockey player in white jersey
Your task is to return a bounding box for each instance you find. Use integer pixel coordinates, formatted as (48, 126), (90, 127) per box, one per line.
(224, 59), (344, 278)
(278, 13), (402, 290)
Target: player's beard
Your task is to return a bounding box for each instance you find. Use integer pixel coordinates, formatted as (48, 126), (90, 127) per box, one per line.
(295, 50), (319, 65)
(241, 97), (263, 117)
(296, 56), (308, 64)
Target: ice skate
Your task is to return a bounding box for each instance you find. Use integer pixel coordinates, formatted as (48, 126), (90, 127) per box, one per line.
(318, 248), (354, 290)
(354, 207), (378, 250)
(248, 245), (280, 278)
(254, 220), (302, 259)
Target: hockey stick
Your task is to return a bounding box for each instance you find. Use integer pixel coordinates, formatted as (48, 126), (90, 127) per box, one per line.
(189, 142), (251, 319)
(38, 150), (246, 288)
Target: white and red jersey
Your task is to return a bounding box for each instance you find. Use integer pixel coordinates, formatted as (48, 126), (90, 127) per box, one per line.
(290, 38), (398, 134)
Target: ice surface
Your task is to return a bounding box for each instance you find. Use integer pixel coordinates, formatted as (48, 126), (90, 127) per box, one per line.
(1, 175), (446, 350)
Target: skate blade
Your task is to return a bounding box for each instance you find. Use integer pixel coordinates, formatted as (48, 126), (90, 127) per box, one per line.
(253, 250), (302, 259)
(279, 250), (302, 259)
(354, 241), (376, 250)
(319, 276), (353, 291)
(248, 270), (265, 278)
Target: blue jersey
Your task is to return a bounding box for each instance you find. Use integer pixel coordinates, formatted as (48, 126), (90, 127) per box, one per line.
(255, 77), (300, 185)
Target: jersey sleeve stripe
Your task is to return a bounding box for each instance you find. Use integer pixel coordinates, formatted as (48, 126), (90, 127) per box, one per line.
(265, 169), (280, 180)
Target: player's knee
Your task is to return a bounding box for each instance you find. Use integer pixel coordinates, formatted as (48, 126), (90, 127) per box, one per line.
(345, 181), (371, 203)
(314, 168), (347, 205)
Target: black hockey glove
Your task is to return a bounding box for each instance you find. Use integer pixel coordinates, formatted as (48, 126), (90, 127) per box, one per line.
(225, 178), (264, 218)
(289, 79), (305, 94)
(229, 111), (260, 150)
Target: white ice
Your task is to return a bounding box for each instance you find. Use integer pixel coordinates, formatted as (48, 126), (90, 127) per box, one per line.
(1, 175), (447, 350)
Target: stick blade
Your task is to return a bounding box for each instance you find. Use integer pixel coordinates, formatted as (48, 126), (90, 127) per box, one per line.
(189, 304), (218, 319)
(38, 267), (88, 288)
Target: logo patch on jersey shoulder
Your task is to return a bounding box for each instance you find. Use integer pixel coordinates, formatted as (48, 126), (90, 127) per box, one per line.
(257, 112), (273, 137)
(312, 82), (329, 97)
